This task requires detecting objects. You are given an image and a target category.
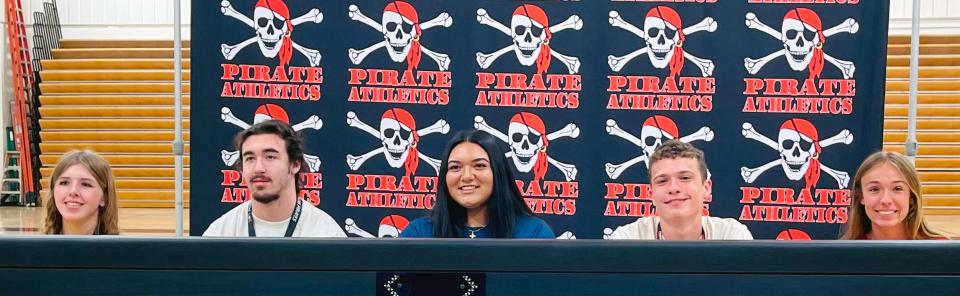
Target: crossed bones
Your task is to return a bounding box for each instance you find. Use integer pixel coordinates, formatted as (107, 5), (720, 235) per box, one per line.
(740, 122), (853, 188)
(219, 107), (324, 172)
(345, 111), (449, 174)
(744, 12), (859, 79)
(347, 4), (453, 70)
(343, 218), (382, 238)
(473, 116), (580, 181)
(475, 8), (583, 74)
(604, 119), (715, 179)
(219, 0), (324, 66)
(607, 10), (717, 76)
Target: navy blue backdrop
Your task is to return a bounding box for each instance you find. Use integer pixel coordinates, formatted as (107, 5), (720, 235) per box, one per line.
(190, 0), (888, 239)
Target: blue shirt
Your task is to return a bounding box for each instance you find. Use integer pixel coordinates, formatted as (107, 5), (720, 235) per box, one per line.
(400, 216), (555, 238)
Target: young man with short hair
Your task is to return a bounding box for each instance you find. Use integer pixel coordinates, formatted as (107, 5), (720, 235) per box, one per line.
(203, 120), (345, 237)
(609, 140), (752, 240)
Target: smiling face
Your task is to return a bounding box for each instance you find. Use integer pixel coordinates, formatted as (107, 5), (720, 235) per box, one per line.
(241, 133), (300, 204)
(53, 165), (105, 227)
(650, 157), (710, 222)
(860, 162), (912, 234)
(445, 142), (494, 211)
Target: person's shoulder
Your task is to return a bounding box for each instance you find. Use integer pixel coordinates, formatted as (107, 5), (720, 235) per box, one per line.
(609, 217), (654, 240)
(516, 216), (548, 228)
(704, 216), (753, 240)
(515, 216), (555, 238)
(704, 216), (747, 229)
(299, 203), (346, 237)
(202, 202), (249, 236)
(704, 216), (746, 226)
(400, 217), (432, 238)
(302, 202), (338, 222)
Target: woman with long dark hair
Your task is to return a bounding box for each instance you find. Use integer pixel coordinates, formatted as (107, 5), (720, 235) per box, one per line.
(401, 129), (554, 238)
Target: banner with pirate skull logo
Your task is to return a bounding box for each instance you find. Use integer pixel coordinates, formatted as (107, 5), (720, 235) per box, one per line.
(191, 0), (888, 239)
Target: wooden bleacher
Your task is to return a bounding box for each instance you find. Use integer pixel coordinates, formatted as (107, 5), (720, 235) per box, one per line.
(886, 35), (960, 216)
(32, 37), (960, 217)
(37, 40), (189, 208)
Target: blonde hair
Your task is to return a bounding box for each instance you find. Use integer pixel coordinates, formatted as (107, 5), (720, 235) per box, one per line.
(43, 150), (119, 235)
(840, 151), (946, 240)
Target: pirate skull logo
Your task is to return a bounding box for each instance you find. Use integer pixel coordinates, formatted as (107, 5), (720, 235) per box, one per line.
(604, 115), (715, 179)
(476, 4), (583, 74)
(346, 108), (449, 176)
(474, 112), (579, 182)
(219, 104), (324, 172)
(219, 0), (324, 67)
(343, 215), (409, 238)
(608, 6), (717, 77)
(741, 118), (853, 189)
(744, 8), (859, 79)
(347, 1), (453, 71)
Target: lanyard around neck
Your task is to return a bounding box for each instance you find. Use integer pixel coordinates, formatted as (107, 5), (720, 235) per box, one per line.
(248, 198), (303, 238)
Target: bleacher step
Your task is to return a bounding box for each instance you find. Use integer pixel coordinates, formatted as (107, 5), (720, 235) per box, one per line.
(887, 44), (960, 55)
(39, 82), (191, 94)
(41, 167), (190, 179)
(40, 154), (191, 166)
(40, 143), (190, 154)
(40, 106), (189, 118)
(888, 55), (960, 67)
(888, 35), (960, 44)
(41, 119), (191, 130)
(52, 48), (191, 59)
(42, 59), (191, 70)
(40, 95), (191, 106)
(885, 106), (960, 117)
(886, 93), (960, 104)
(41, 70), (191, 81)
(58, 40), (190, 49)
(39, 131), (190, 142)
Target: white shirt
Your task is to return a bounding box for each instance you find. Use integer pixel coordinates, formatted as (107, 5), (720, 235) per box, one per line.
(202, 201), (346, 238)
(609, 216), (753, 240)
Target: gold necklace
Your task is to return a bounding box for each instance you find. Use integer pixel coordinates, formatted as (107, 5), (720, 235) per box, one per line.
(466, 225), (487, 239)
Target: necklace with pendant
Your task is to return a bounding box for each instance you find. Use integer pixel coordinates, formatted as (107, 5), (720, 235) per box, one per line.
(467, 225), (487, 239)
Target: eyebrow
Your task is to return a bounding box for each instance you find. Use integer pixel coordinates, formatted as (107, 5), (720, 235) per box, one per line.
(653, 169), (695, 178)
(865, 180), (908, 185)
(242, 148), (281, 156)
(57, 176), (96, 182)
(448, 158), (489, 164)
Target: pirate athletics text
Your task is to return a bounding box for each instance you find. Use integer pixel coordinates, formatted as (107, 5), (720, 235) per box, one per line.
(603, 182), (654, 217)
(606, 76), (714, 111)
(345, 174), (437, 209)
(220, 64), (322, 101)
(740, 186), (850, 223)
(517, 179), (578, 216)
(219, 170), (323, 206)
(475, 72), (581, 109)
(742, 78), (855, 114)
(347, 68), (451, 105)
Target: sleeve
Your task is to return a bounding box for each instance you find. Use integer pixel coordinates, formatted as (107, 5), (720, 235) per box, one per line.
(201, 218), (224, 237)
(300, 208), (346, 238)
(399, 218), (430, 238)
(608, 219), (640, 240)
(531, 219), (555, 239)
(327, 221), (347, 238)
(729, 221), (754, 240)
